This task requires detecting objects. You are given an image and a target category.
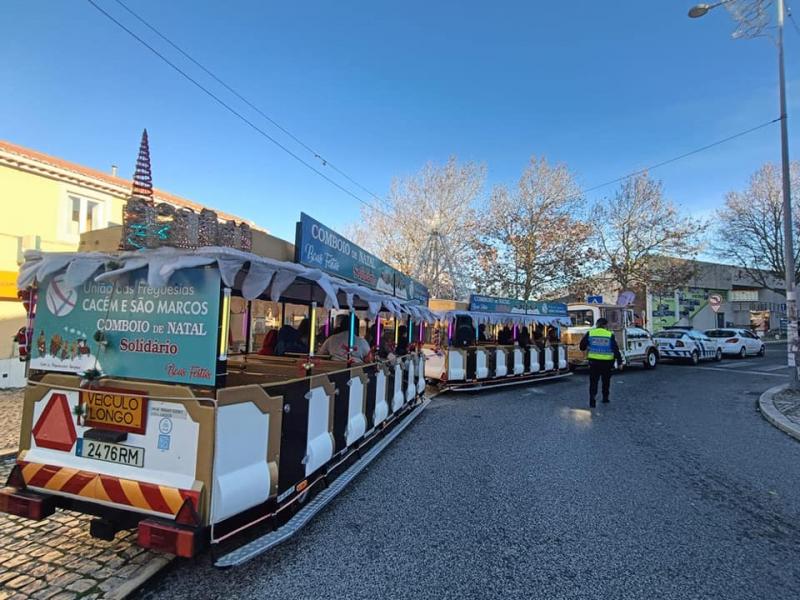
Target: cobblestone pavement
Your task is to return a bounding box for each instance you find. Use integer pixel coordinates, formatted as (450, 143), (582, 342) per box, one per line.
(0, 461), (171, 599)
(0, 389), (24, 452)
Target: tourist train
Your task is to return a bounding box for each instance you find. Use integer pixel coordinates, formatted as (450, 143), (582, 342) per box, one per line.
(422, 296), (572, 391)
(0, 209), (579, 566)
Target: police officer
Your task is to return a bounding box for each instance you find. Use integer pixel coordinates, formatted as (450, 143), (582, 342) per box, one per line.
(579, 317), (623, 408)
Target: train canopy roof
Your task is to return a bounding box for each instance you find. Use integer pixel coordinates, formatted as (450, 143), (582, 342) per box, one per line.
(18, 247), (437, 322)
(435, 310), (571, 327)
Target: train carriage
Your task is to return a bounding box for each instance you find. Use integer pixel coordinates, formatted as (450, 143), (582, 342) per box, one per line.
(1, 232), (434, 566)
(423, 296), (572, 392)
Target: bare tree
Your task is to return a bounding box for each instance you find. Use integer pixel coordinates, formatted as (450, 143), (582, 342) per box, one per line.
(593, 173), (706, 295)
(475, 156), (592, 300)
(349, 157), (485, 297)
(714, 162), (800, 291)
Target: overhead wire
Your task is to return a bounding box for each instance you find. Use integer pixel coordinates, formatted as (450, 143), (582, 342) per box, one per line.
(787, 4), (800, 36)
(87, 0), (780, 215)
(573, 117), (781, 200)
(110, 0), (385, 205)
(85, 0), (388, 217)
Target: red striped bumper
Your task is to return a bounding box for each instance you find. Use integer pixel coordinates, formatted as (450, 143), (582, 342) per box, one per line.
(18, 460), (200, 517)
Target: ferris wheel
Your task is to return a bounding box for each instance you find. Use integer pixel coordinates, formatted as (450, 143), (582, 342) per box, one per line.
(413, 229), (471, 301)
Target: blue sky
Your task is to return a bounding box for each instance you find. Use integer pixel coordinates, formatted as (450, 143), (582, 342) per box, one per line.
(2, 0), (799, 241)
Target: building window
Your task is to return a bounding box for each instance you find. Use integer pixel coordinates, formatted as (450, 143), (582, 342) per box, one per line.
(70, 197), (81, 234)
(66, 195), (105, 235)
(730, 289), (759, 302)
(86, 200), (99, 231)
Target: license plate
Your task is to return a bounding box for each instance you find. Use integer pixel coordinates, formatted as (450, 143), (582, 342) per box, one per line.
(76, 438), (145, 468)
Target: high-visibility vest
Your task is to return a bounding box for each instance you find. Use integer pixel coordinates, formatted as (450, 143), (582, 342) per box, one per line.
(587, 327), (615, 361)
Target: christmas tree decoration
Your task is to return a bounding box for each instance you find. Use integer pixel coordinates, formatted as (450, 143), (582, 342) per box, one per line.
(119, 128), (254, 251)
(238, 222), (252, 252)
(72, 401), (87, 426)
(154, 202), (175, 245)
(218, 220), (236, 248)
(131, 129), (154, 200)
(172, 207), (199, 249)
(122, 197), (156, 250)
(198, 209), (219, 247)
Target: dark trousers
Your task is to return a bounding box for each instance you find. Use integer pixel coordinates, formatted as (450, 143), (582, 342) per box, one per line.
(588, 360), (613, 406)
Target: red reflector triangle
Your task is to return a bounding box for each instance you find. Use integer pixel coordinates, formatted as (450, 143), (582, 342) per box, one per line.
(32, 393), (77, 452)
(175, 497), (200, 527)
(6, 464), (25, 488)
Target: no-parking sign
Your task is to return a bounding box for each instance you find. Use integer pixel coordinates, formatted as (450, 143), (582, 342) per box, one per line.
(709, 294), (723, 313)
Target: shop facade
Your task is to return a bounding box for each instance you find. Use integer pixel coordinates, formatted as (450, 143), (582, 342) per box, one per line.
(642, 261), (786, 334)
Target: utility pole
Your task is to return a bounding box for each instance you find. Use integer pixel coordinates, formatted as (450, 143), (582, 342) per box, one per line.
(689, 0), (797, 386)
(776, 0), (798, 386)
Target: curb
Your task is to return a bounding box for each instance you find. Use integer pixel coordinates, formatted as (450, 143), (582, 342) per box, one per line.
(106, 555), (175, 600)
(758, 383), (800, 442)
(0, 448), (17, 461)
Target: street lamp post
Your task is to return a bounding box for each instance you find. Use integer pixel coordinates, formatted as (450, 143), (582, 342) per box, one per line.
(689, 0), (798, 387)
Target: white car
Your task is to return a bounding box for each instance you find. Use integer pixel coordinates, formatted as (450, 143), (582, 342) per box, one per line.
(704, 328), (766, 358)
(652, 329), (722, 365)
(622, 326), (659, 369)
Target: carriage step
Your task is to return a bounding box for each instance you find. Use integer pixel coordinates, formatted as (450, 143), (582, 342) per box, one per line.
(214, 398), (429, 568)
(447, 371), (572, 392)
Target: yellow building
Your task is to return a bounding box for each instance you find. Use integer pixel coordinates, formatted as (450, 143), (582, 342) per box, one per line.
(0, 140), (256, 388)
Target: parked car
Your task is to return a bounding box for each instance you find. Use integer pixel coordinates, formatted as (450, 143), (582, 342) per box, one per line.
(704, 328), (766, 358)
(652, 329), (721, 365)
(623, 326), (659, 369)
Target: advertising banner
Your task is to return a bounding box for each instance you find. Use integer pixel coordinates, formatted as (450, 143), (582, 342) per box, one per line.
(468, 294), (567, 316)
(31, 267), (221, 386)
(295, 213), (429, 302)
(651, 287), (727, 329)
(295, 213), (395, 293)
(394, 271), (430, 305)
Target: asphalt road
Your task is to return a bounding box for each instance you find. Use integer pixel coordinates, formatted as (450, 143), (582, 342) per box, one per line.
(139, 346), (800, 599)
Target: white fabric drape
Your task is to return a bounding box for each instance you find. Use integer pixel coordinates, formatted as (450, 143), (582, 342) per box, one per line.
(18, 248), (438, 322)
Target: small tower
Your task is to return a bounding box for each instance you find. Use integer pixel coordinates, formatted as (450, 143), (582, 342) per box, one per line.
(121, 129), (157, 249)
(131, 129), (154, 200)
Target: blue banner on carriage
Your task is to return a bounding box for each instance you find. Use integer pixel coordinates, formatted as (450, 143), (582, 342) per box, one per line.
(468, 294), (567, 316)
(394, 271), (430, 305)
(31, 267), (221, 386)
(295, 213), (395, 294)
(295, 213), (429, 301)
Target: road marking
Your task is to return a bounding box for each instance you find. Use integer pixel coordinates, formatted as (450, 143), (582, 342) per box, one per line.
(696, 366), (788, 377)
(760, 365), (790, 372)
(714, 362), (743, 368)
